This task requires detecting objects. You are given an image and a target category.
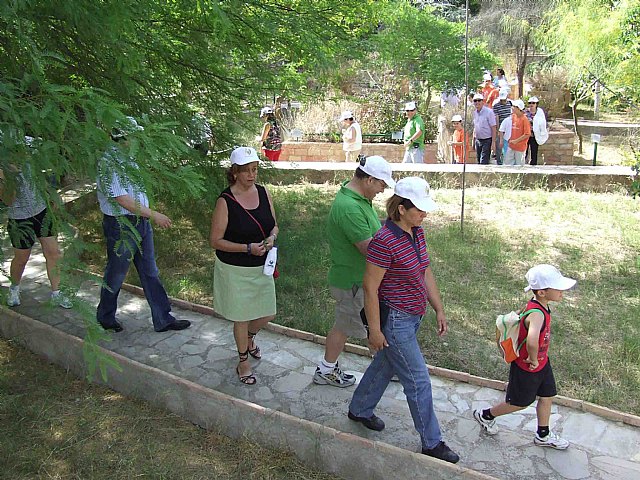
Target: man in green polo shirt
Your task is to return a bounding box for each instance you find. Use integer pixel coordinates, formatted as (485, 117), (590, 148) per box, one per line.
(402, 101), (426, 164)
(314, 155), (395, 387)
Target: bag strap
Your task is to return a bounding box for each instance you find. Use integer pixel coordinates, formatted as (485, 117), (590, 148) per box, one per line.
(516, 308), (545, 350)
(222, 192), (267, 239)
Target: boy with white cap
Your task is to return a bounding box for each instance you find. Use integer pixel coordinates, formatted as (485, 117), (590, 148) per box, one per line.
(339, 110), (362, 162)
(314, 155), (395, 387)
(402, 101), (425, 164)
(503, 99), (531, 166)
(474, 264), (576, 450)
(447, 114), (469, 164)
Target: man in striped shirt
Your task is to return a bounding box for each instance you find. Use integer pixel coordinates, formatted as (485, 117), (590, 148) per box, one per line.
(96, 117), (191, 334)
(492, 89), (512, 165)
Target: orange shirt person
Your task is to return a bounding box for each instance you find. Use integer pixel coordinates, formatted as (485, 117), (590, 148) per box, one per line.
(447, 115), (471, 163)
(504, 99), (531, 166)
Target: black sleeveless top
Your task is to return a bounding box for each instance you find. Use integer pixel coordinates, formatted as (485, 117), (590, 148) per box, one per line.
(216, 184), (276, 267)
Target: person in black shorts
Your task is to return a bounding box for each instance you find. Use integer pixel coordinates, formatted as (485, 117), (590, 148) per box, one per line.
(1, 159), (72, 308)
(473, 264), (576, 450)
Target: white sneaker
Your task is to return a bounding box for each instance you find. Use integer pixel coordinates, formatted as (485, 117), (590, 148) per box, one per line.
(473, 409), (499, 435)
(6, 286), (20, 307)
(51, 291), (73, 309)
(313, 364), (356, 387)
(534, 431), (569, 450)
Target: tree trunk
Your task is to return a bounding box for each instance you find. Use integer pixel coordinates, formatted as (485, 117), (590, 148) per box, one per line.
(572, 101), (583, 154)
(517, 36), (529, 98)
(594, 80), (601, 120)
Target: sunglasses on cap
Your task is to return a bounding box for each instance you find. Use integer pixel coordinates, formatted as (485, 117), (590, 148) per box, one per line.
(358, 154), (368, 166)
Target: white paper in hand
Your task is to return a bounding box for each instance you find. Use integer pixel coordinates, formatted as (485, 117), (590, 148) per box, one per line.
(263, 246), (278, 276)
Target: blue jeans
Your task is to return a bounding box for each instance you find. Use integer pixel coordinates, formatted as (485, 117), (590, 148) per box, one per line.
(96, 215), (175, 331)
(475, 137), (492, 164)
(349, 308), (442, 449)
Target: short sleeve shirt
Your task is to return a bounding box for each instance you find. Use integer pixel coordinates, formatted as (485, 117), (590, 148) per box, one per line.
(96, 147), (149, 216)
(404, 114), (426, 149)
(366, 220), (430, 316)
(327, 183), (382, 289)
(7, 163), (47, 220)
(509, 114), (531, 152)
(473, 106), (496, 140)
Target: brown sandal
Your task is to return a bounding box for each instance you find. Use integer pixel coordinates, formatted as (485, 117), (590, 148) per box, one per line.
(236, 350), (256, 385)
(247, 331), (262, 359)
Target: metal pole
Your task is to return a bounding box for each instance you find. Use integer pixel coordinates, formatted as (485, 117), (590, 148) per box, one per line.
(461, 0), (470, 237)
(593, 142), (598, 166)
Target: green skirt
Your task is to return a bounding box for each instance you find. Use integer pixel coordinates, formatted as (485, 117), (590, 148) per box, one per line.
(213, 259), (276, 322)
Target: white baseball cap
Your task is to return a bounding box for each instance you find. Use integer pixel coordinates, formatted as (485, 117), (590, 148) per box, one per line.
(529, 96), (539, 103)
(483, 73), (492, 81)
(394, 177), (437, 212)
(524, 264), (576, 292)
(404, 101), (417, 111)
(512, 99), (526, 111)
(473, 93), (484, 101)
(230, 146), (260, 165)
(339, 110), (354, 121)
(260, 107), (273, 117)
(498, 89), (509, 100)
(451, 114), (463, 122)
(360, 155), (395, 188)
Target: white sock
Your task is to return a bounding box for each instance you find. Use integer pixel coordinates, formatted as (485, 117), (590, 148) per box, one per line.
(319, 358), (336, 375)
(51, 290), (60, 297)
(9, 284), (20, 292)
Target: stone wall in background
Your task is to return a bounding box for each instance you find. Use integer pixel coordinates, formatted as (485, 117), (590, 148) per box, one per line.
(278, 142), (437, 163)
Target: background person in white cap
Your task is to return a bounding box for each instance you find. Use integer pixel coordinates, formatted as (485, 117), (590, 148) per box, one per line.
(348, 177), (459, 464)
(525, 96), (549, 166)
(96, 117), (191, 334)
(492, 88), (512, 165)
(472, 93), (496, 164)
(339, 110), (362, 162)
(210, 146), (279, 385)
(503, 99), (531, 166)
(474, 264), (576, 451)
(402, 101), (426, 163)
(447, 114), (470, 164)
(258, 106), (282, 161)
(314, 155), (395, 387)
(481, 73), (499, 110)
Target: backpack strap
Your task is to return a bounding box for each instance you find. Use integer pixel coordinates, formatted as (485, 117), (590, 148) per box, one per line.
(517, 308), (545, 350)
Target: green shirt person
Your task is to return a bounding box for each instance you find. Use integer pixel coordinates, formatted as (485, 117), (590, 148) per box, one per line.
(314, 155), (395, 388)
(402, 101), (425, 164)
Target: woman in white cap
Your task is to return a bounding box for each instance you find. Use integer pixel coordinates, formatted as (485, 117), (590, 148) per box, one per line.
(210, 147), (279, 385)
(258, 107), (282, 161)
(525, 96), (549, 166)
(348, 177), (459, 464)
(339, 110), (362, 162)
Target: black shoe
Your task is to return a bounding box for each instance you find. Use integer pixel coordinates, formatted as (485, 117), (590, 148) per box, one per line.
(99, 321), (123, 333)
(347, 411), (385, 431)
(155, 319), (191, 332)
(422, 441), (460, 464)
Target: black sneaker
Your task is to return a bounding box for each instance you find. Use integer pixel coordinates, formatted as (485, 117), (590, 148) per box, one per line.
(422, 441), (460, 464)
(155, 320), (191, 332)
(347, 411), (385, 431)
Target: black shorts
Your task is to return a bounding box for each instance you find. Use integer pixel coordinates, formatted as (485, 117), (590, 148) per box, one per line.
(7, 208), (56, 249)
(505, 360), (557, 407)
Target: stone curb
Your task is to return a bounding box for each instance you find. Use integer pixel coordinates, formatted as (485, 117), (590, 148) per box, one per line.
(121, 284), (640, 429)
(0, 307), (497, 480)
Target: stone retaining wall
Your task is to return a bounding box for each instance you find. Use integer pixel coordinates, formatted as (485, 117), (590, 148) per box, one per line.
(279, 142), (437, 163)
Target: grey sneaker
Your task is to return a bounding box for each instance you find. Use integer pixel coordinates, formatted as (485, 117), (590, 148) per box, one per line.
(51, 291), (73, 309)
(6, 286), (20, 307)
(534, 431), (569, 450)
(313, 365), (356, 387)
(473, 409), (499, 435)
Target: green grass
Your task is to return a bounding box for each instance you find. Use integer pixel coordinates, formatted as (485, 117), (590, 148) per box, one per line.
(71, 184), (640, 416)
(0, 339), (339, 480)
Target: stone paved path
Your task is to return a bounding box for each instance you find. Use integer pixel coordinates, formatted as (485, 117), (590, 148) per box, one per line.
(2, 250), (640, 480)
